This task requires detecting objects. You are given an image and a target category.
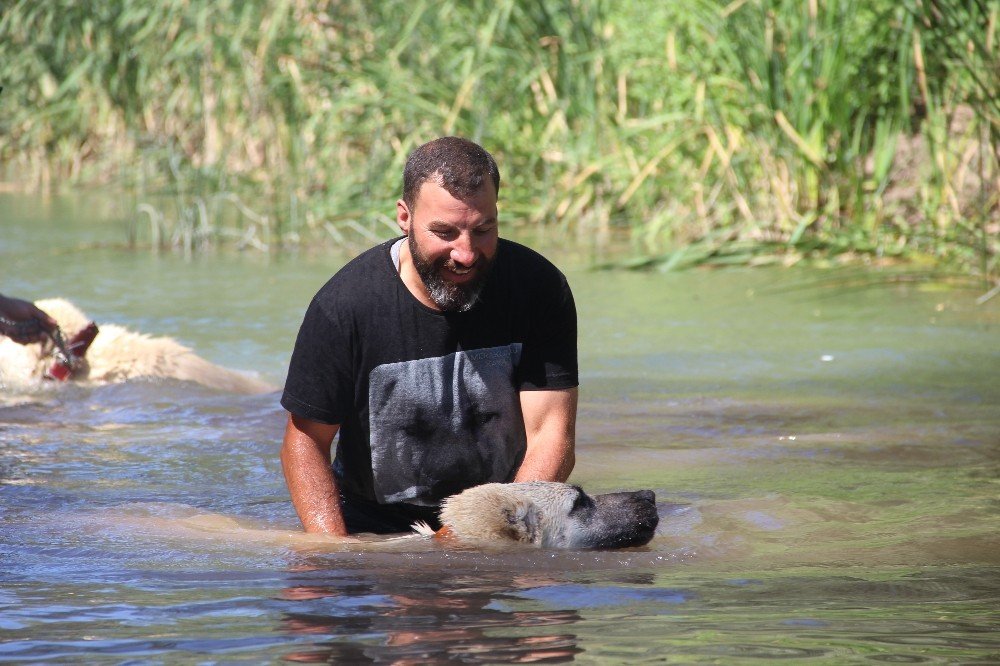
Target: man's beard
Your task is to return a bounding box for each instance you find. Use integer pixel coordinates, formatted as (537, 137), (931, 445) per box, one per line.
(409, 234), (494, 313)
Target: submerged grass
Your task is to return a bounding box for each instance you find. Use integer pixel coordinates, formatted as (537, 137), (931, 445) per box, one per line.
(0, 0), (996, 282)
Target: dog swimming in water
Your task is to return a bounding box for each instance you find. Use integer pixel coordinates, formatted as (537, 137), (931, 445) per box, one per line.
(0, 298), (274, 394)
(413, 481), (659, 549)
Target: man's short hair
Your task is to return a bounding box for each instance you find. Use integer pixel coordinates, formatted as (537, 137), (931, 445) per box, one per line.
(403, 137), (501, 210)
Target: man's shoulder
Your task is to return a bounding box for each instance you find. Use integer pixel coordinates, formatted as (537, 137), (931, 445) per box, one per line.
(496, 239), (570, 288)
(498, 238), (564, 272)
(313, 238), (398, 303)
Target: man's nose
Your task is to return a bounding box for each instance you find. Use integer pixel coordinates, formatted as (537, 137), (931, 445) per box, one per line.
(450, 233), (478, 267)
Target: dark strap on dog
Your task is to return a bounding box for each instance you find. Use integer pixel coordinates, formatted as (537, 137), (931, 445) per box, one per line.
(45, 322), (99, 381)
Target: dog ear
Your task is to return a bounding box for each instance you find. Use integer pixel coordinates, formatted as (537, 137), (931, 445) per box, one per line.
(499, 498), (540, 544)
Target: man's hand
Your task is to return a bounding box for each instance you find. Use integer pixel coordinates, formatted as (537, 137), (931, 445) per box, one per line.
(0, 294), (58, 344)
(280, 413), (349, 535)
(514, 387), (578, 482)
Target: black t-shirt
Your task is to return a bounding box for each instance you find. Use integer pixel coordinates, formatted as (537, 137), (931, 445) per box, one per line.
(281, 237), (578, 509)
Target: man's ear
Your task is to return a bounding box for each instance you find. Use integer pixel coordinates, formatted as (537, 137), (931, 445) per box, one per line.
(499, 498), (540, 544)
(396, 199), (411, 235)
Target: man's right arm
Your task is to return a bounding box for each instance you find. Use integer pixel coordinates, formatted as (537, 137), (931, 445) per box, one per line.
(280, 413), (348, 535)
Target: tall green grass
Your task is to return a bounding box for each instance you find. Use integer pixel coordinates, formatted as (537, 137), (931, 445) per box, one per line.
(0, 0), (995, 281)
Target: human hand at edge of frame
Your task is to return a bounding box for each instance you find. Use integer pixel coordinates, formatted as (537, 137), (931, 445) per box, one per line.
(0, 294), (58, 344)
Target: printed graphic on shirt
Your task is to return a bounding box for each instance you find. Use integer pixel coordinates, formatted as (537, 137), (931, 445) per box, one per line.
(368, 344), (526, 506)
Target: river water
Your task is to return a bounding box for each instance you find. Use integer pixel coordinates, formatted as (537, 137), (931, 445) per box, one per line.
(2, 193), (998, 663)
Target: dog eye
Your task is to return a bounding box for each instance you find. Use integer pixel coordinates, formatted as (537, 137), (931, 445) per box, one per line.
(569, 490), (593, 515)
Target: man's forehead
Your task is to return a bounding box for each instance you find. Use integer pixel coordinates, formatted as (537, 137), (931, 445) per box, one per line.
(414, 179), (497, 216)
(417, 174), (496, 202)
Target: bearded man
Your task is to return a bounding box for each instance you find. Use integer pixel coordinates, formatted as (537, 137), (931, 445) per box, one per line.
(280, 137), (578, 535)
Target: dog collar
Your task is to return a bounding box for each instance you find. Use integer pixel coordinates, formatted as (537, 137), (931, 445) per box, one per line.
(45, 322), (99, 381)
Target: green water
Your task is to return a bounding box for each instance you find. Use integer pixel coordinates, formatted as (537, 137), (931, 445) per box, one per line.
(1, 193), (998, 663)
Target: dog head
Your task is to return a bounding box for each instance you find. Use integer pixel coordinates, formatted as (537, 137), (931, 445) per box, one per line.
(437, 481), (659, 549)
(35, 298), (92, 337)
(34, 298), (96, 379)
(0, 298), (94, 381)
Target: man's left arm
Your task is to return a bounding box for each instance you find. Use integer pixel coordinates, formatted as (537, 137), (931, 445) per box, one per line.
(514, 387), (578, 482)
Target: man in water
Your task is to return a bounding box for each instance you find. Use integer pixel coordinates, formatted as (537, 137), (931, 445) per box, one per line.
(280, 137), (578, 535)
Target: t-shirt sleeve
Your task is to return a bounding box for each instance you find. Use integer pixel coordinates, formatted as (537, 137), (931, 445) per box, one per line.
(518, 268), (578, 391)
(280, 295), (354, 424)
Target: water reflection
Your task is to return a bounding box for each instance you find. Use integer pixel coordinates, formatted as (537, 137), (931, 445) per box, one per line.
(278, 562), (582, 664)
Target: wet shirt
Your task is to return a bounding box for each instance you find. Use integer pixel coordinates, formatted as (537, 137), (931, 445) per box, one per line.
(281, 237), (578, 509)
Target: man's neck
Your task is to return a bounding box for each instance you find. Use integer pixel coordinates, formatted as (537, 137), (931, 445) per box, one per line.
(396, 239), (440, 311)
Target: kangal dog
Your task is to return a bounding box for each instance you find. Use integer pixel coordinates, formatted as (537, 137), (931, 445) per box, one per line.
(414, 481), (660, 549)
(0, 298), (274, 394)
(66, 482), (659, 553)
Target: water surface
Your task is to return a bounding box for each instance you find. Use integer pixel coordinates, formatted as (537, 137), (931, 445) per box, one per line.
(2, 193), (998, 663)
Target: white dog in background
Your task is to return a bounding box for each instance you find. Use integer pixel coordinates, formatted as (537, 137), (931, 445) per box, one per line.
(0, 298), (275, 394)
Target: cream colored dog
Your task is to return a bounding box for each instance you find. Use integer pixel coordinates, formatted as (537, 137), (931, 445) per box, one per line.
(0, 298), (274, 394)
(414, 482), (659, 549)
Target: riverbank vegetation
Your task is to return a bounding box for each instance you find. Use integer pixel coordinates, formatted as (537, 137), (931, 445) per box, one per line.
(1, 0), (996, 282)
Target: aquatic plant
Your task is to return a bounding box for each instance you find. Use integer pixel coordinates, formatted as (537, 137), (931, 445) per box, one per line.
(0, 0), (995, 282)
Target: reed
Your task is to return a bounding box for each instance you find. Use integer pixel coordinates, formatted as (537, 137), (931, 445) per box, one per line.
(0, 0), (995, 282)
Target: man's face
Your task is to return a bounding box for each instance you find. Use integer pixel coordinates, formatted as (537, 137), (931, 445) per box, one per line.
(399, 178), (499, 312)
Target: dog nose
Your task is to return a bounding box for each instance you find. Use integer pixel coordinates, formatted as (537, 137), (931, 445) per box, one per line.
(634, 490), (655, 503)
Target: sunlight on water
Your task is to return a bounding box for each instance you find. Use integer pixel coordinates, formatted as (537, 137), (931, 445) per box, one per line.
(1, 193), (998, 662)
